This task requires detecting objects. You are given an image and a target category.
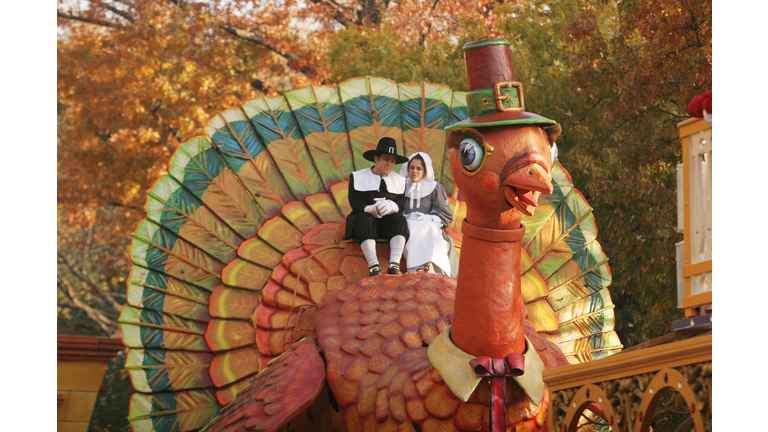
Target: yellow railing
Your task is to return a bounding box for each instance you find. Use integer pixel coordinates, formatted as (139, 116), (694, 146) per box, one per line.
(543, 333), (711, 432)
(678, 118), (712, 317)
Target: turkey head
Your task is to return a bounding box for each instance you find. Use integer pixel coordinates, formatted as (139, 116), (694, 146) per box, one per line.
(446, 124), (559, 231)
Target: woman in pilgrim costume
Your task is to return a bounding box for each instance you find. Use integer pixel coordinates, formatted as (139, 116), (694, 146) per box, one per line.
(345, 137), (410, 276)
(399, 152), (458, 277)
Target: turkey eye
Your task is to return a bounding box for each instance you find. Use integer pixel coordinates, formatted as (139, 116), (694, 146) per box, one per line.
(459, 138), (484, 172)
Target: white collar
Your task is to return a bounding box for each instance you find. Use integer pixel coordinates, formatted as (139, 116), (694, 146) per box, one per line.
(351, 168), (406, 194)
(427, 326), (545, 404)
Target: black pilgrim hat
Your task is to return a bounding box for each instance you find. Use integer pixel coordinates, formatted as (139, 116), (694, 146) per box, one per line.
(362, 137), (409, 164)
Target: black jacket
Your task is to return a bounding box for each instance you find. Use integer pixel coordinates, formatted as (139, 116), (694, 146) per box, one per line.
(344, 169), (407, 239)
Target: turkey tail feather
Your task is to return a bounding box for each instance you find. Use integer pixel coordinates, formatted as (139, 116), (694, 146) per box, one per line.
(340, 76), (403, 170)
(438, 91), (468, 195)
(286, 84), (354, 190)
(122, 77), (619, 432)
(521, 163), (622, 364)
(242, 95), (324, 200)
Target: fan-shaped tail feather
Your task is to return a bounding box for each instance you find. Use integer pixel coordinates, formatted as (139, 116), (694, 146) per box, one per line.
(122, 77), (620, 431)
(521, 163), (623, 363)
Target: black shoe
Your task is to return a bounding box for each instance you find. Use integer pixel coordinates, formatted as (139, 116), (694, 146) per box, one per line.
(388, 263), (402, 275)
(369, 265), (381, 276)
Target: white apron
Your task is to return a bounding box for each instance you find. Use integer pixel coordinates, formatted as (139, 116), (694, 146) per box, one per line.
(402, 218), (451, 273)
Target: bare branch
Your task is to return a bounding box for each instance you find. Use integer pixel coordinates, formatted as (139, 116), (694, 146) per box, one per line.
(599, 51), (620, 75)
(654, 106), (688, 119)
(416, 0), (443, 48)
(93, 127), (113, 143)
(600, 112), (642, 143)
(57, 11), (119, 28)
(104, 4), (136, 23)
(58, 279), (119, 336)
(576, 97), (604, 124)
(58, 251), (123, 314)
(677, 43), (705, 53)
(307, 0), (354, 28)
(355, 0), (384, 25)
(107, 201), (144, 212)
(149, 99), (163, 122)
(219, 25), (315, 76)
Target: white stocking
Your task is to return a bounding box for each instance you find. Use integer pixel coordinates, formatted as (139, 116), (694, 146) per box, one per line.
(361, 239), (379, 268)
(389, 235), (406, 265)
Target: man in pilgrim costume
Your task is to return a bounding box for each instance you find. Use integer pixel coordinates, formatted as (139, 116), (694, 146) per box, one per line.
(345, 137), (410, 276)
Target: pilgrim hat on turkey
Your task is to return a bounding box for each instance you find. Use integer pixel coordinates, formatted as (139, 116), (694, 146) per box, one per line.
(445, 38), (559, 132)
(363, 137), (409, 164)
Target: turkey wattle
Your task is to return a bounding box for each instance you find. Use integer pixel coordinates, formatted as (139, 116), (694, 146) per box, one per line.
(120, 39), (621, 432)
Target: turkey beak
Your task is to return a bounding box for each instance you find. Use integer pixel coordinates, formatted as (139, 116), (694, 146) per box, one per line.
(500, 152), (553, 216)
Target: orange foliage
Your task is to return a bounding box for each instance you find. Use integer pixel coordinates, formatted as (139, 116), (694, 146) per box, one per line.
(57, 0), (511, 231)
(57, 0), (711, 345)
(56, 0), (521, 334)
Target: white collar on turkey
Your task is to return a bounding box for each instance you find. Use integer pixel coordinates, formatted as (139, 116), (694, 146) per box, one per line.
(351, 168), (406, 194)
(427, 326), (545, 405)
(399, 152), (438, 210)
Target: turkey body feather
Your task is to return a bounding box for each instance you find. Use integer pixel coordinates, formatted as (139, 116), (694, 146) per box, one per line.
(119, 76), (621, 432)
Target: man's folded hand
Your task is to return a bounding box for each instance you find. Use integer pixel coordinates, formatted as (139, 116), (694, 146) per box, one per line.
(375, 200), (398, 216)
(364, 204), (381, 218)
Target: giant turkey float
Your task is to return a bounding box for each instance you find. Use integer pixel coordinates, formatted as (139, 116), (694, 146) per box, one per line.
(119, 38), (623, 432)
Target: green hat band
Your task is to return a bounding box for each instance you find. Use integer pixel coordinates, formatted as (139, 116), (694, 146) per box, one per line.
(466, 86), (523, 118)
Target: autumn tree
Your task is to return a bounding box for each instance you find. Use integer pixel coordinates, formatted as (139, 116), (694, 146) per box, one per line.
(327, 0), (711, 346)
(58, 0), (711, 347)
(56, 0), (520, 336)
(496, 0), (712, 345)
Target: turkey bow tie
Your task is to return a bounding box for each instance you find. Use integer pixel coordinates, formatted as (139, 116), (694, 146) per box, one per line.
(469, 353), (525, 432)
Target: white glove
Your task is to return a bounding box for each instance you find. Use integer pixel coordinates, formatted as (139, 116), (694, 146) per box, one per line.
(376, 199), (398, 216)
(375, 200), (388, 215)
(364, 204), (381, 218)
(426, 214), (442, 224)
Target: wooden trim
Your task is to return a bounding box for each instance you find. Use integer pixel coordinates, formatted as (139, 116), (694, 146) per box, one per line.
(678, 117), (712, 320)
(682, 291), (712, 309)
(681, 260), (711, 278)
(677, 118), (710, 138)
(542, 333), (711, 391)
(57, 335), (124, 362)
(682, 132), (691, 283)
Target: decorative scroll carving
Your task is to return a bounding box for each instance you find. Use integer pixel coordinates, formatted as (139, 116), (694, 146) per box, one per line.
(549, 361), (711, 432)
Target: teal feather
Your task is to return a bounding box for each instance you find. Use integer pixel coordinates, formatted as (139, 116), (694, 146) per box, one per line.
(243, 95), (324, 200)
(168, 136), (265, 240)
(286, 84), (353, 189)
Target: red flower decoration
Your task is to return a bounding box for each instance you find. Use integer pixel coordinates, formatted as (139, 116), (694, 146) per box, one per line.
(687, 90), (712, 118)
